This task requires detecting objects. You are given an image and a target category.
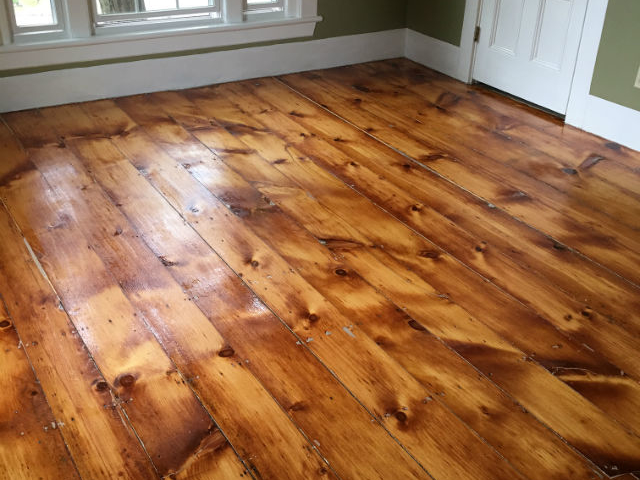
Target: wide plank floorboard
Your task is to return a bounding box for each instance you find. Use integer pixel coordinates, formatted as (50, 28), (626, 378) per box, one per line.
(279, 69), (640, 286)
(0, 297), (81, 480)
(0, 59), (638, 479)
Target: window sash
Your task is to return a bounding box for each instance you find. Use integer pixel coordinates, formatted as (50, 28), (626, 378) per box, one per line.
(0, 0), (314, 46)
(244, 0), (283, 13)
(93, 1), (220, 24)
(6, 0), (65, 37)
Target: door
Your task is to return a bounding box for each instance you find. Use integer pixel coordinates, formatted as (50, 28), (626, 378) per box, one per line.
(473, 0), (588, 114)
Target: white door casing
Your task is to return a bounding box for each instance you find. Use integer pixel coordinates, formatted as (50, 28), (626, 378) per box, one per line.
(473, 0), (589, 114)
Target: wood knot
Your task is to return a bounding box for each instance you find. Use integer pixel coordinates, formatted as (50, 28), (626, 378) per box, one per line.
(0, 320), (11, 329)
(94, 380), (110, 392)
(394, 411), (408, 422)
(308, 314), (319, 323)
(581, 308), (592, 319)
(218, 346), (235, 357)
(436, 91), (461, 108)
(561, 167), (578, 175)
(353, 84), (371, 93)
(418, 250), (439, 259)
(408, 320), (427, 332)
(251, 260), (260, 268)
(231, 206), (250, 218)
(411, 205), (421, 212)
(289, 401), (306, 412)
(158, 256), (178, 267)
(116, 374), (136, 388)
(334, 268), (347, 276)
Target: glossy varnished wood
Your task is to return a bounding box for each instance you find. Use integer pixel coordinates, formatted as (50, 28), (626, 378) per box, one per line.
(0, 59), (638, 479)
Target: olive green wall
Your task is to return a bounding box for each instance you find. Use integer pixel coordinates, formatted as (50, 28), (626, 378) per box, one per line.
(314, 0), (407, 39)
(0, 0), (407, 77)
(590, 0), (640, 112)
(405, 0), (466, 46)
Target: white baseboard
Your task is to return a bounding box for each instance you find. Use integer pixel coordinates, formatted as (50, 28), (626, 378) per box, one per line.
(404, 29), (465, 82)
(0, 29), (405, 113)
(566, 94), (640, 152)
(2, 24), (637, 154)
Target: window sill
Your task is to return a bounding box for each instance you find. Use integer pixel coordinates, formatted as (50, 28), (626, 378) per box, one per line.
(0, 14), (321, 72)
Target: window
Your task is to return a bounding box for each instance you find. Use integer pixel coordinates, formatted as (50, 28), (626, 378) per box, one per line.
(0, 0), (319, 71)
(5, 0), (66, 42)
(93, 0), (221, 29)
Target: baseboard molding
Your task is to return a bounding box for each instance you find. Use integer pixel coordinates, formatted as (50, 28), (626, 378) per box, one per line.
(566, 94), (640, 152)
(0, 29), (405, 113)
(2, 25), (637, 154)
(404, 29), (469, 82)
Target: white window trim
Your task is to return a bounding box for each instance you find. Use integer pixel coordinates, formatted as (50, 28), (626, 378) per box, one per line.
(3, 0), (68, 44)
(0, 0), (319, 70)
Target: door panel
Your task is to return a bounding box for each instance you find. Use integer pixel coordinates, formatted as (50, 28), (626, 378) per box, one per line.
(532, 0), (572, 69)
(490, 0), (525, 55)
(474, 0), (588, 114)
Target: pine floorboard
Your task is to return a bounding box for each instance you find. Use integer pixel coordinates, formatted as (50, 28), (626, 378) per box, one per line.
(0, 58), (638, 479)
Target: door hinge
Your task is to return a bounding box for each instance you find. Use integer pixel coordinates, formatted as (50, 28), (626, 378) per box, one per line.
(474, 26), (481, 43)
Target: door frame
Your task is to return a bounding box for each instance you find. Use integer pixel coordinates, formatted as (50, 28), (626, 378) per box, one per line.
(458, 0), (610, 122)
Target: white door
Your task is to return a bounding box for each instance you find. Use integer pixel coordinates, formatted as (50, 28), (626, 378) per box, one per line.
(473, 0), (588, 114)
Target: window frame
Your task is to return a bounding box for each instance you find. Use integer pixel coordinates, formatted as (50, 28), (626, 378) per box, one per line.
(86, 0), (288, 35)
(4, 0), (67, 43)
(0, 0), (320, 70)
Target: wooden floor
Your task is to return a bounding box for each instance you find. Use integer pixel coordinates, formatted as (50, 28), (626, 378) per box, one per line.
(1, 59), (639, 480)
